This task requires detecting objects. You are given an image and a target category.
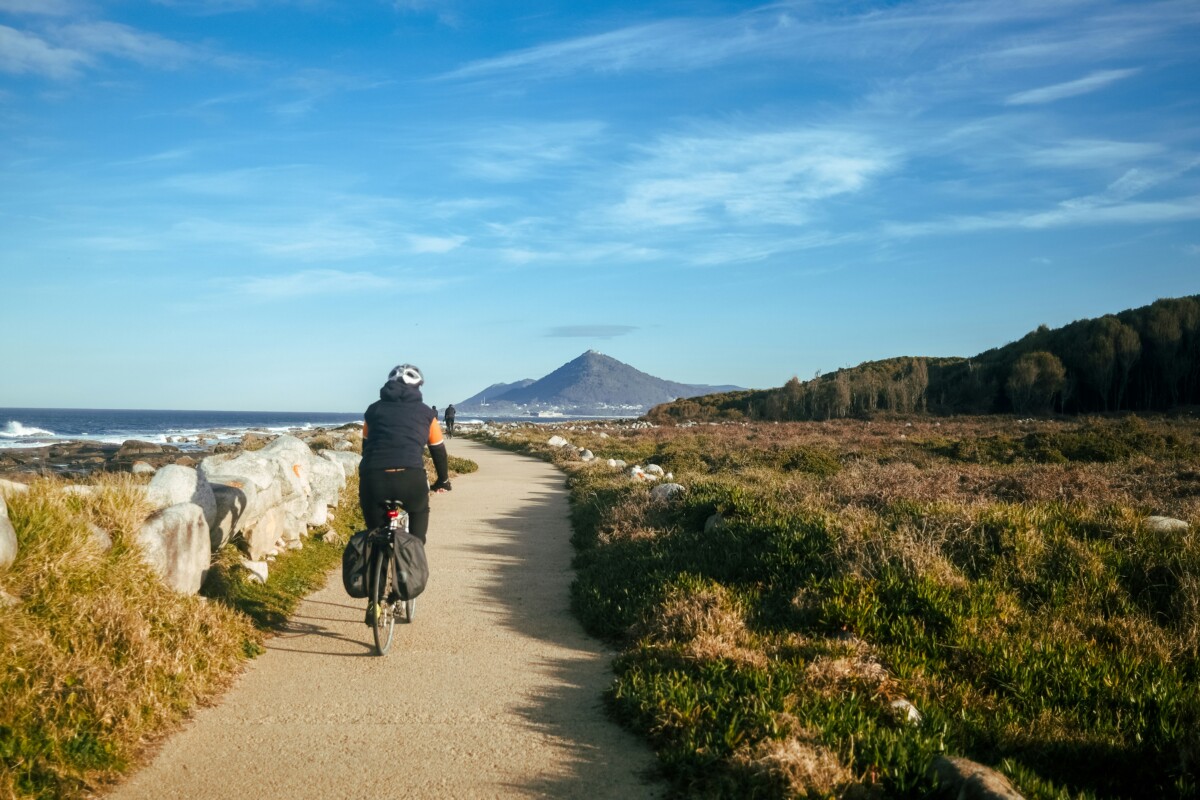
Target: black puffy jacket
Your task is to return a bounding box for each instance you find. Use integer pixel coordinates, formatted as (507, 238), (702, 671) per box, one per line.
(361, 381), (439, 471)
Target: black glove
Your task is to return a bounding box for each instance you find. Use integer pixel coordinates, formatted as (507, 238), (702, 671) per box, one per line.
(431, 479), (452, 492)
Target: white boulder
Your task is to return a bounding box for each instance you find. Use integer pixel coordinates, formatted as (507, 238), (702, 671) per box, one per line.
(147, 465), (218, 533)
(651, 483), (686, 502)
(132, 461), (156, 476)
(319, 449), (361, 479)
(579, 449), (595, 462)
(210, 482), (257, 551)
(890, 698), (922, 725)
(0, 479), (29, 496)
(547, 435), (569, 447)
(307, 456), (346, 525)
(645, 464), (665, 476)
(243, 505), (289, 560)
(1143, 516), (1189, 534)
(136, 502), (211, 595)
(240, 559), (269, 584)
(0, 496), (17, 571)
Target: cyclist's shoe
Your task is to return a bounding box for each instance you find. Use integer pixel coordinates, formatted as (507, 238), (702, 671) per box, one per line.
(386, 589), (400, 604)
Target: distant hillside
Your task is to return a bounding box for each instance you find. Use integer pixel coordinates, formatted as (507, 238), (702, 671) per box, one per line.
(648, 295), (1200, 422)
(457, 379), (535, 408)
(458, 351), (742, 416)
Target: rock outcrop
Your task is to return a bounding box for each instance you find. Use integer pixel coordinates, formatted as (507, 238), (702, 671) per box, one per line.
(136, 503), (211, 595)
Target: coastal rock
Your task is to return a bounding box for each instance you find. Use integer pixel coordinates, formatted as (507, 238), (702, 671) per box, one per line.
(1143, 516), (1188, 534)
(210, 482), (254, 551)
(890, 698), (922, 725)
(146, 465), (218, 534)
(547, 435), (570, 447)
(651, 483), (686, 502)
(319, 450), (361, 478)
(579, 449), (595, 462)
(115, 440), (163, 458)
(307, 456), (345, 526)
(136, 502), (211, 595)
(929, 756), (1024, 799)
(0, 496), (17, 571)
(243, 505), (288, 560)
(131, 461), (156, 475)
(704, 513), (726, 534)
(240, 559), (269, 584)
(201, 452), (285, 534)
(109, 439), (181, 472)
(241, 432), (273, 451)
(0, 479), (29, 496)
(645, 464), (665, 476)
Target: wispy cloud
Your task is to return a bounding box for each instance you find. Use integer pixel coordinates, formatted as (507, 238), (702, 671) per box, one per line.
(0, 24), (86, 77)
(238, 269), (394, 299)
(408, 234), (466, 253)
(1005, 68), (1140, 105)
(1027, 138), (1163, 168)
(456, 121), (606, 181)
(546, 325), (637, 339)
(440, 2), (1199, 83)
(884, 195), (1200, 238)
(612, 126), (895, 227)
(0, 0), (78, 15)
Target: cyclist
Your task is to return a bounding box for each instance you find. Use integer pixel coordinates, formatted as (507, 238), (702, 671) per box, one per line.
(359, 364), (451, 546)
(444, 403), (456, 438)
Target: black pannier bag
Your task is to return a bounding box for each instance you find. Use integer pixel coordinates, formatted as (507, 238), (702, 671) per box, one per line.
(342, 530), (370, 598)
(392, 531), (429, 600)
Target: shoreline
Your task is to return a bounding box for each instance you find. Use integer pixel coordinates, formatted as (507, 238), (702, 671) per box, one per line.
(0, 422), (364, 481)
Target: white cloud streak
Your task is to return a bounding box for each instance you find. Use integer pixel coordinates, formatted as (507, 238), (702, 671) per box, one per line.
(0, 0), (77, 15)
(0, 24), (86, 77)
(612, 127), (895, 228)
(1005, 68), (1140, 105)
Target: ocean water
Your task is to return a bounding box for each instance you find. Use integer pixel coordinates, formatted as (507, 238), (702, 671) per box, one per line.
(0, 408), (364, 450)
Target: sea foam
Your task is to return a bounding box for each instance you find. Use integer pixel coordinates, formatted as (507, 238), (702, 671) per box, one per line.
(1, 421), (55, 438)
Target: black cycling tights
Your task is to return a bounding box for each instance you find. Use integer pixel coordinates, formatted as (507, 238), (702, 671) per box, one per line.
(359, 467), (430, 543)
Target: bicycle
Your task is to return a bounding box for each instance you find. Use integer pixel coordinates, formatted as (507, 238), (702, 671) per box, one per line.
(364, 499), (416, 655)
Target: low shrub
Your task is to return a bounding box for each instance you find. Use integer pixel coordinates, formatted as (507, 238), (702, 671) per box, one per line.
(517, 414), (1200, 799)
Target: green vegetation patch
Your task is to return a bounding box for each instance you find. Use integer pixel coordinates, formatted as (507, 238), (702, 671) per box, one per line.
(477, 414), (1200, 799)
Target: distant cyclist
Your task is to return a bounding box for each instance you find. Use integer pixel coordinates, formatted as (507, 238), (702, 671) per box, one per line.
(444, 403), (456, 438)
(359, 364), (451, 545)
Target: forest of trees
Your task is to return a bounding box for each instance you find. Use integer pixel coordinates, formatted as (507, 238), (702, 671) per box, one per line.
(648, 295), (1200, 423)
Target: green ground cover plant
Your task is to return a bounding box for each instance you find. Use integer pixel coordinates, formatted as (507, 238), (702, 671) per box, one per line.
(467, 415), (1200, 798)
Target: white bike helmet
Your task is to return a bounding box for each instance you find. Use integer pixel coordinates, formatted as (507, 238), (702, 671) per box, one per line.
(388, 363), (425, 387)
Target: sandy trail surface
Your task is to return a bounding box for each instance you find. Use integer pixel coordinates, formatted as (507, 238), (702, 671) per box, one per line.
(106, 439), (663, 800)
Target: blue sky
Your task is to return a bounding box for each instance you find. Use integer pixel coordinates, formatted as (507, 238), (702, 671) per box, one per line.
(1, 0), (1197, 412)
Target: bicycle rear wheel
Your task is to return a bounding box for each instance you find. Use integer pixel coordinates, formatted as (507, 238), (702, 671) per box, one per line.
(369, 547), (396, 655)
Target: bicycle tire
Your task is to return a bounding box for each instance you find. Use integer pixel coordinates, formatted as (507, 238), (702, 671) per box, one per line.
(370, 545), (395, 655)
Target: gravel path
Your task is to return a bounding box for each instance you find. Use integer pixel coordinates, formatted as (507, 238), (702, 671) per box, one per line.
(106, 439), (663, 800)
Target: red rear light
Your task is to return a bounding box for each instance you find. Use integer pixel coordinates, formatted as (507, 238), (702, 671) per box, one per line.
(387, 509), (400, 519)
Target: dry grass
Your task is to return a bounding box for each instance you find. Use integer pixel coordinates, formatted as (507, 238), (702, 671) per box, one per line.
(732, 731), (856, 799)
(0, 474), (258, 799)
(640, 581), (767, 668)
